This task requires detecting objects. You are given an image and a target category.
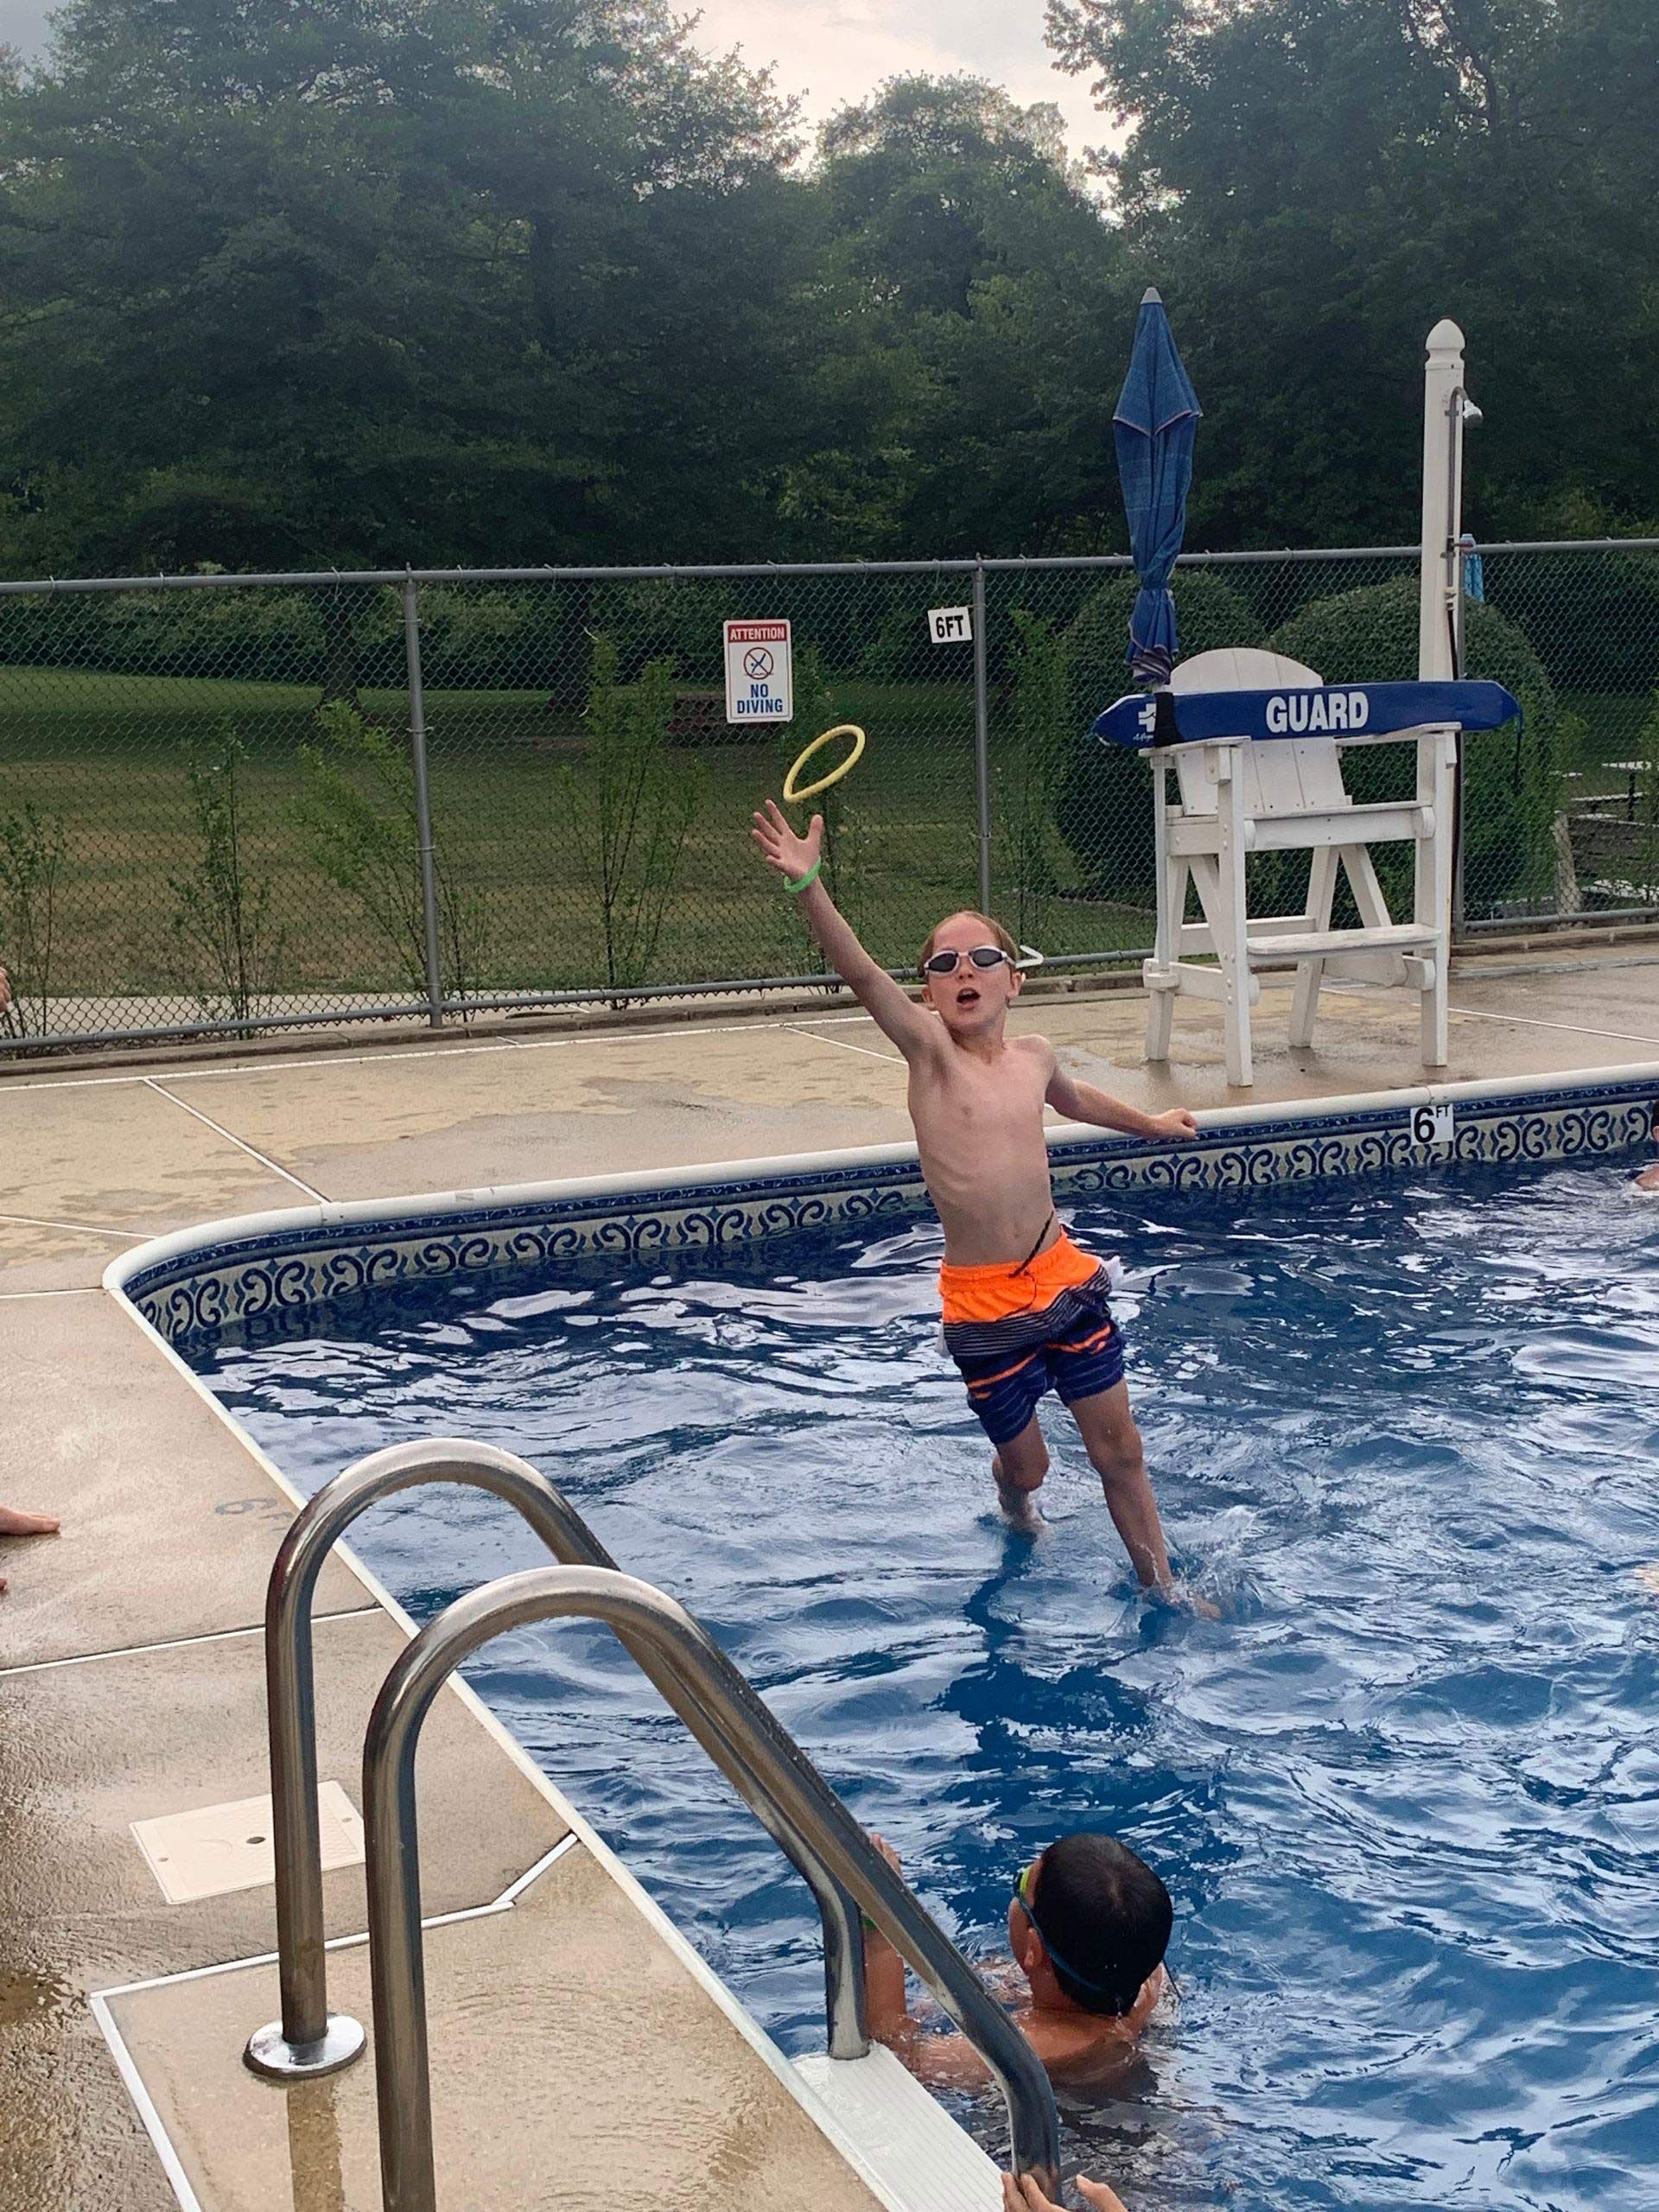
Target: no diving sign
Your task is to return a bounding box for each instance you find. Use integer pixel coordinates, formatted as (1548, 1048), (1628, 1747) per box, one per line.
(724, 619), (793, 723)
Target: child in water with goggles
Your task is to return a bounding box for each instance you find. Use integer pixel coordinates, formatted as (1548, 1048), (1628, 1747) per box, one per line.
(752, 800), (1201, 1603)
(868, 1828), (1169, 2210)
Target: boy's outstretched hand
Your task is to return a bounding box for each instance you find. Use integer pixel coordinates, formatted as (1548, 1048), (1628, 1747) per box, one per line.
(1002, 2171), (1128, 2212)
(1150, 1108), (1198, 1140)
(752, 799), (823, 885)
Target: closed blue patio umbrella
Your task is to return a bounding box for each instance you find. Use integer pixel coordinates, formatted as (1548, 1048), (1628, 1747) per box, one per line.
(1114, 288), (1202, 684)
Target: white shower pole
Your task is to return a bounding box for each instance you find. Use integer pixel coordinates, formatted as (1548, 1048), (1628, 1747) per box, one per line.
(1419, 318), (1473, 680)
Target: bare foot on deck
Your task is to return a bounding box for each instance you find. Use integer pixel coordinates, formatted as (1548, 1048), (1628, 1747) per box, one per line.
(1003, 2169), (1128, 2212)
(0, 1505), (60, 1593)
(0, 1505), (60, 1539)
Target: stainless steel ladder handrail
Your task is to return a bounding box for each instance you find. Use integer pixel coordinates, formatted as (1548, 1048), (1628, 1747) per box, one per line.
(245, 1439), (868, 2080)
(364, 1562), (1063, 2210)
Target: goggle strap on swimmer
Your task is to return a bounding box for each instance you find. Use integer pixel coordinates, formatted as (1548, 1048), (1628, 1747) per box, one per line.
(1014, 1859), (1137, 2012)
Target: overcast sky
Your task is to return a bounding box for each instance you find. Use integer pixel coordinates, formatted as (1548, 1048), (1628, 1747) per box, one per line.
(694, 1), (1109, 157)
(0, 0), (1115, 160)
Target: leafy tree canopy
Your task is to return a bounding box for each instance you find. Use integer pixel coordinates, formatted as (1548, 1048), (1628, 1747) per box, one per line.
(788, 74), (1135, 555)
(0, 0), (1654, 573)
(1047, 0), (1659, 541)
(0, 0), (810, 570)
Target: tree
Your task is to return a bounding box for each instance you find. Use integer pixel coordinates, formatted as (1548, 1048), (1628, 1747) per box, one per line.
(783, 75), (1136, 556)
(3, 3), (1654, 575)
(563, 635), (702, 992)
(1046, 0), (1659, 543)
(168, 725), (286, 1020)
(0, 0), (810, 575)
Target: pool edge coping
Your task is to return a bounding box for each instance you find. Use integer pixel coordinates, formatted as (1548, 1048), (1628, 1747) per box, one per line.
(105, 1058), (1659, 1339)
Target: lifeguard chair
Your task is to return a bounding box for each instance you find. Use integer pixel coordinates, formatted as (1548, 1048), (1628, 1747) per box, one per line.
(1128, 647), (1465, 1088)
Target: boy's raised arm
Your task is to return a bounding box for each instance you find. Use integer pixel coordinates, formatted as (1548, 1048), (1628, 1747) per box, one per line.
(752, 800), (940, 1061)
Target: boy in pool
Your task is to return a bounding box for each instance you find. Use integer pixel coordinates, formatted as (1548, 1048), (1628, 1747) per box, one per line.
(752, 800), (1197, 1597)
(864, 1828), (1171, 2098)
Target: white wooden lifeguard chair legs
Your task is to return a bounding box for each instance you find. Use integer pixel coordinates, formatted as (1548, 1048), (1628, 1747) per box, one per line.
(1143, 754), (1192, 1068)
(1140, 675), (1459, 1086)
(1215, 747), (1253, 1087)
(1416, 728), (1456, 1068)
(1287, 842), (1337, 1049)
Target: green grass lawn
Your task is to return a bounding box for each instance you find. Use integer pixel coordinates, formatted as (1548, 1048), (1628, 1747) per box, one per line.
(0, 664), (1148, 1025)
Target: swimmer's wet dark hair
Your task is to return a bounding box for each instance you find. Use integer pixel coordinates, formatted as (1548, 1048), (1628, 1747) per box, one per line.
(1033, 1834), (1172, 2017)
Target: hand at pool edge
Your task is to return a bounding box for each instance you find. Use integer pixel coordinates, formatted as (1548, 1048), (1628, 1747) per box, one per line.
(1002, 2170), (1128, 2212)
(1147, 1107), (1198, 1141)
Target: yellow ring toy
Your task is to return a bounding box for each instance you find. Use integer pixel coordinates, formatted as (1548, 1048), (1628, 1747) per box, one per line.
(784, 723), (866, 804)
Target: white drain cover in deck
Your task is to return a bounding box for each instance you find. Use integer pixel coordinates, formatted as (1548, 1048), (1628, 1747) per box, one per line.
(131, 1783), (365, 1905)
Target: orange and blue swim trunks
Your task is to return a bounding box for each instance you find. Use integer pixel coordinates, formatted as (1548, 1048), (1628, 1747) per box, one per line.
(939, 1230), (1124, 1447)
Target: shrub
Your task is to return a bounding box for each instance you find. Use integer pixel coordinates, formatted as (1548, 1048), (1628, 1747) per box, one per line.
(167, 724), (285, 1020)
(1052, 571), (1266, 906)
(1271, 576), (1560, 918)
(0, 800), (67, 1035)
(856, 595), (943, 683)
(1630, 687), (1659, 898)
(296, 700), (491, 1001)
(416, 586), (569, 692)
(1000, 610), (1073, 944)
(1482, 547), (1659, 697)
(0, 582), (404, 690)
(588, 578), (732, 686)
(772, 645), (870, 976)
(563, 636), (703, 992)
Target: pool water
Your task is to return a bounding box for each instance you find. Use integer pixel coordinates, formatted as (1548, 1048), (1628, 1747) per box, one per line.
(196, 1161), (1659, 2210)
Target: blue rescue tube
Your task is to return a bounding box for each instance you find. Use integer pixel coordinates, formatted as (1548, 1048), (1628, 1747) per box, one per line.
(1090, 679), (1522, 749)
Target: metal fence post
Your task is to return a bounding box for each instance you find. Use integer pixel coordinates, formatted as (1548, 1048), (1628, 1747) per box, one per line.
(403, 573), (445, 1029)
(972, 558), (993, 913)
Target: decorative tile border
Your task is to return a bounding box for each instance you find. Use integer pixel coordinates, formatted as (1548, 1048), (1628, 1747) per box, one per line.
(110, 1066), (1659, 1350)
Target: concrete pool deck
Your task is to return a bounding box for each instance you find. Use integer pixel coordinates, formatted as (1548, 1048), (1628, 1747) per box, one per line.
(4, 939), (1659, 2211)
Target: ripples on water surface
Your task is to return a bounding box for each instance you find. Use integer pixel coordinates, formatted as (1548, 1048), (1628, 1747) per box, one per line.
(199, 1162), (1659, 2209)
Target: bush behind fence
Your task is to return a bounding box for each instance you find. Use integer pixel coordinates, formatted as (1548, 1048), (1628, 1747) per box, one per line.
(3, 543), (1656, 1051)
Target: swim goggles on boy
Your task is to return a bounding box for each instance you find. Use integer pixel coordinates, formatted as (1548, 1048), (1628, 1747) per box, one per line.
(921, 945), (1014, 976)
(1011, 1857), (1134, 2012)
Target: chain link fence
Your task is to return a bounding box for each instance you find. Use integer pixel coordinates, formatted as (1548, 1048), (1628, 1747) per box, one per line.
(3, 542), (1656, 1053)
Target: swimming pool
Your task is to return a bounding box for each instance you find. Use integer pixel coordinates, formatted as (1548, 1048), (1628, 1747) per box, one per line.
(192, 1158), (1659, 2210)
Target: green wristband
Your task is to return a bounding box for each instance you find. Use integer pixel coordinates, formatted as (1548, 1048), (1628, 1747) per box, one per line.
(785, 857), (823, 895)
